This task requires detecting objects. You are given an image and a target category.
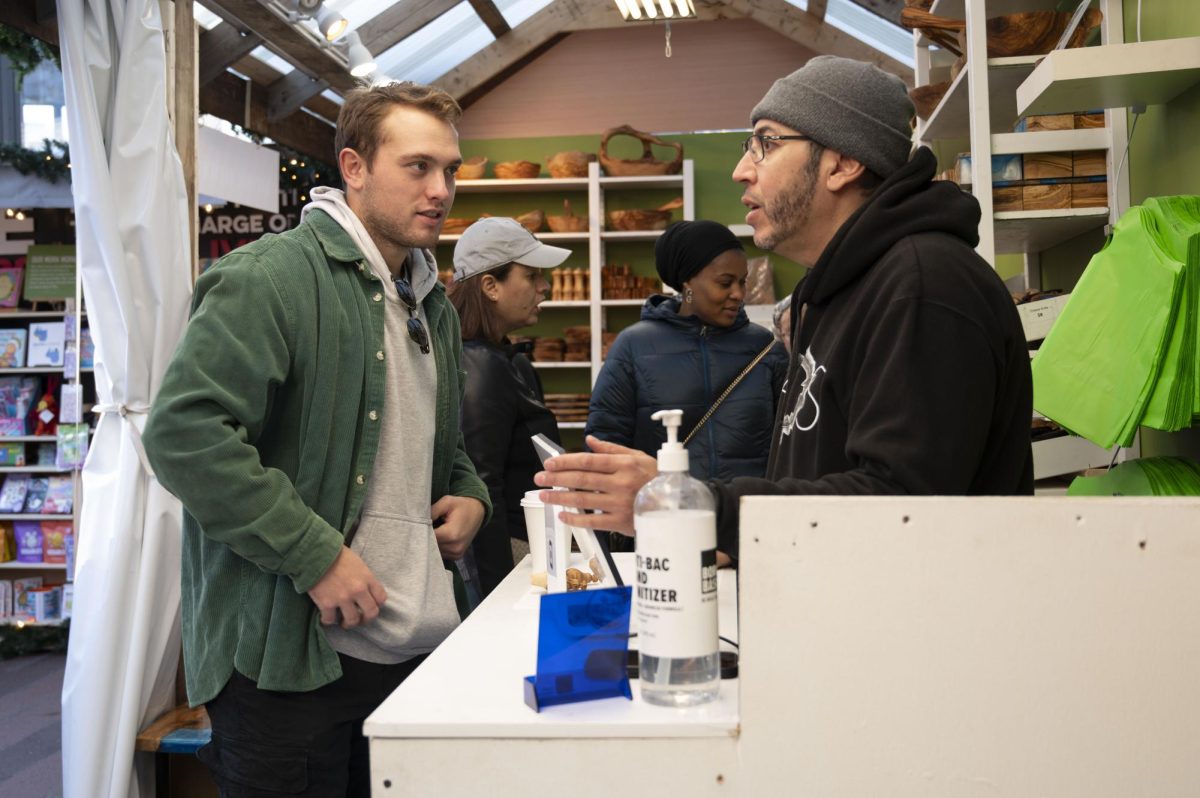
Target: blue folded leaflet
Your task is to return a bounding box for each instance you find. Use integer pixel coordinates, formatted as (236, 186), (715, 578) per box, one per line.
(524, 586), (633, 712)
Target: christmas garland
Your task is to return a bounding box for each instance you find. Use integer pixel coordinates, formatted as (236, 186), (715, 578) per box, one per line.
(0, 23), (60, 91)
(0, 139), (71, 183)
(0, 619), (69, 660)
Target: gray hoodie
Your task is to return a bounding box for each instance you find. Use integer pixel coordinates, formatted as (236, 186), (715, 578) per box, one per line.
(301, 188), (460, 663)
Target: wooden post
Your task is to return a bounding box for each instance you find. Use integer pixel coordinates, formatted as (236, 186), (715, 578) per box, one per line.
(170, 0), (198, 284)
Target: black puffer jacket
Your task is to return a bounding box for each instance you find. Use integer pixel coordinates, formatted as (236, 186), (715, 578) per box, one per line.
(586, 295), (788, 481)
(461, 340), (560, 596)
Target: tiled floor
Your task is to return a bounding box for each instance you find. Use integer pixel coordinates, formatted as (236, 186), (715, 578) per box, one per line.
(0, 652), (65, 798)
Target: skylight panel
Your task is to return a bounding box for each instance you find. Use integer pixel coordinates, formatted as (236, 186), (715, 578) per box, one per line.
(373, 2), (496, 85)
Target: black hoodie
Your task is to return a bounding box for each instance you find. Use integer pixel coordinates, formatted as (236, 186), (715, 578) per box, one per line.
(712, 147), (1034, 558)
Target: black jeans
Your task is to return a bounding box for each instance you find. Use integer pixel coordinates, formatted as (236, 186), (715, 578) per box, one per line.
(199, 653), (426, 797)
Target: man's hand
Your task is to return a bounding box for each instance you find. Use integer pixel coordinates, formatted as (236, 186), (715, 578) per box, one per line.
(308, 547), (387, 629)
(534, 435), (658, 536)
(431, 495), (486, 560)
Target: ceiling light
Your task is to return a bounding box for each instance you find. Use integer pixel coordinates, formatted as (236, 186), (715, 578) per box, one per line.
(316, 5), (348, 41)
(613, 0), (693, 21)
(345, 31), (377, 78)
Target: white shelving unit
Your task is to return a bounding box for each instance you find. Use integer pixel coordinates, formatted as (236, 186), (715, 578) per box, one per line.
(438, 161), (696, 398)
(913, 0), (1137, 480)
(912, 0), (1130, 268)
(1017, 36), (1200, 116)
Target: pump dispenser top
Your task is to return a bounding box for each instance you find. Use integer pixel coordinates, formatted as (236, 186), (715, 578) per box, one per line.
(652, 409), (689, 472)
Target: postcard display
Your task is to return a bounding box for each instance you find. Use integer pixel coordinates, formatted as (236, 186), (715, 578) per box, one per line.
(0, 244), (86, 625)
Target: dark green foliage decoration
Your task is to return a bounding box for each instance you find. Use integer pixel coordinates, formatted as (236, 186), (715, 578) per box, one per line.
(0, 138), (70, 182)
(0, 619), (69, 660)
(0, 23), (61, 91)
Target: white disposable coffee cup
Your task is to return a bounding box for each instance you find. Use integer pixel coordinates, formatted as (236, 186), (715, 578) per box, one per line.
(520, 489), (547, 585)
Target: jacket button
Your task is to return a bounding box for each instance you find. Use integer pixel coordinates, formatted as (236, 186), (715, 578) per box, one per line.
(356, 474), (365, 485)
(373, 292), (382, 302)
(358, 264), (365, 272)
(368, 410), (378, 421)
(376, 351), (385, 361)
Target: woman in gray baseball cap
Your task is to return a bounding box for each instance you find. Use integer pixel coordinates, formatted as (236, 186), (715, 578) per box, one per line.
(448, 217), (572, 596)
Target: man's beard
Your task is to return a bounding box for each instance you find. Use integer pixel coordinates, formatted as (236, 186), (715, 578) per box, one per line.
(361, 187), (441, 253)
(756, 156), (821, 253)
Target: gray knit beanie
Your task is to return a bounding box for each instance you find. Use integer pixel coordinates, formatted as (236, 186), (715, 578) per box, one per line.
(751, 56), (914, 178)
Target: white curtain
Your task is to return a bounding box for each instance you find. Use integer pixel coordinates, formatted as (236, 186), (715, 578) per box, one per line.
(57, 1), (193, 796)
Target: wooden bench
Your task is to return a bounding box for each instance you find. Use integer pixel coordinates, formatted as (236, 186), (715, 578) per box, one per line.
(135, 704), (211, 795)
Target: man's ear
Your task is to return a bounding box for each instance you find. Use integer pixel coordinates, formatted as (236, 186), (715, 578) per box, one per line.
(339, 148), (368, 191)
(826, 152), (867, 194)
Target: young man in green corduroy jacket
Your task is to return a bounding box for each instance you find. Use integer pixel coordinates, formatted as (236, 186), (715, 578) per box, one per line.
(143, 82), (490, 797)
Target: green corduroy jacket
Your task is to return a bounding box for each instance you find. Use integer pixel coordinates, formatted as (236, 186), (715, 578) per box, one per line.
(143, 209), (491, 706)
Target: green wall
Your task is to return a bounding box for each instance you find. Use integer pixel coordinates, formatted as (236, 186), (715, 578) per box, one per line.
(1122, 0), (1200, 458)
(1040, 1), (1200, 458)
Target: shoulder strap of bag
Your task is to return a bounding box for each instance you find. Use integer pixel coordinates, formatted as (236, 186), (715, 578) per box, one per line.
(684, 339), (777, 446)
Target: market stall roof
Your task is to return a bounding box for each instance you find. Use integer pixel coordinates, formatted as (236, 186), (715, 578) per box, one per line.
(1, 0), (911, 161)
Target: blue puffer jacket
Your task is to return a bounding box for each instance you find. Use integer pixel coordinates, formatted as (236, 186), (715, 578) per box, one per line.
(586, 295), (788, 481)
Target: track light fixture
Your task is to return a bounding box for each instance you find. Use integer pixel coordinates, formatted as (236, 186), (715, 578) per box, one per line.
(316, 4), (348, 41)
(345, 31), (377, 78)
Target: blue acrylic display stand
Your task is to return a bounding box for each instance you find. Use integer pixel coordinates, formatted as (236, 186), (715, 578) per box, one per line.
(524, 586), (633, 712)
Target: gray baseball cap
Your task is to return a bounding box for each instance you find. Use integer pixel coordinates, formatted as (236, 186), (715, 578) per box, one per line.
(452, 217), (572, 281)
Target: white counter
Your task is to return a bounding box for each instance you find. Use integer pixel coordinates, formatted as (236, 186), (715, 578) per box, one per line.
(368, 496), (1200, 797)
(366, 553), (738, 740)
(365, 553), (741, 796)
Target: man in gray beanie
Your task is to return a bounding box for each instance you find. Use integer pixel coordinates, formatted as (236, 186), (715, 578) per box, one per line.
(535, 56), (1035, 563)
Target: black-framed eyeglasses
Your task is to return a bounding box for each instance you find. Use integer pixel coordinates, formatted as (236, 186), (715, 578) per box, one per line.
(741, 133), (810, 163)
(393, 277), (431, 355)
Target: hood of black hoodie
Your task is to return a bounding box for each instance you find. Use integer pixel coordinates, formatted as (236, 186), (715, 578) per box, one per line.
(798, 147), (981, 307)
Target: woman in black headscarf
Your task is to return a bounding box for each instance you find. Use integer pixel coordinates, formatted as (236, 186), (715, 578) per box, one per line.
(586, 220), (788, 490)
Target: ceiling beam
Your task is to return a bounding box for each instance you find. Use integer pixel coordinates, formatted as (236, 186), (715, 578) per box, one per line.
(199, 23), (263, 87)
(200, 70), (335, 161)
(433, 0), (609, 101)
(267, 69), (329, 122)
(196, 0), (358, 93)
(0, 0), (59, 46)
(466, 0), (511, 38)
(724, 0), (911, 84)
(807, 0), (828, 22)
(231, 55), (341, 124)
(33, 0), (55, 25)
(356, 0), (459, 56)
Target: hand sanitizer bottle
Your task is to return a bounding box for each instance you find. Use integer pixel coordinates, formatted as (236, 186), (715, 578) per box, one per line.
(634, 409), (720, 707)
